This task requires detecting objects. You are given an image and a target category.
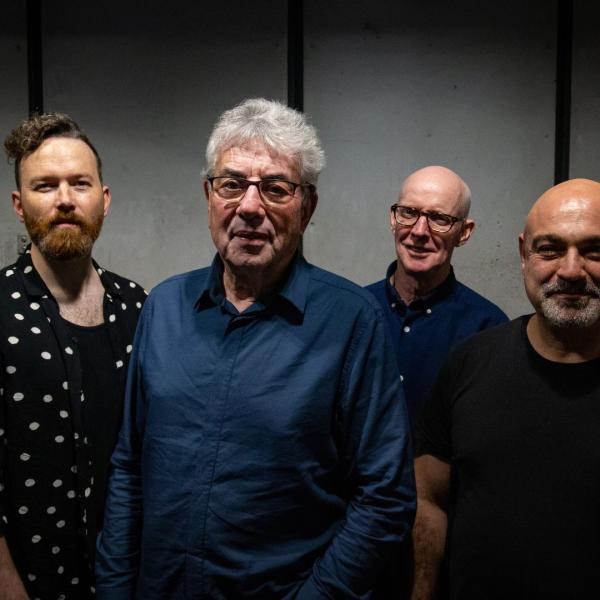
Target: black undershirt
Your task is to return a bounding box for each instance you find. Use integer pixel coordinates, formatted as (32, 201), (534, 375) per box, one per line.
(60, 317), (122, 534)
(415, 317), (600, 600)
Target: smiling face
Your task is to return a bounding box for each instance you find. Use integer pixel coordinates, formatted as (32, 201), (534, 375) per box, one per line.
(12, 137), (110, 261)
(520, 180), (600, 330)
(205, 140), (316, 286)
(392, 166), (474, 290)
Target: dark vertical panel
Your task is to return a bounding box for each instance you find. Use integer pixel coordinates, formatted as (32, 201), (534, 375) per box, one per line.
(554, 0), (573, 184)
(27, 0), (44, 115)
(287, 0), (304, 112)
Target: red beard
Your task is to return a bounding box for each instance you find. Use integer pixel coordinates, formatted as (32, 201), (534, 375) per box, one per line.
(23, 210), (104, 260)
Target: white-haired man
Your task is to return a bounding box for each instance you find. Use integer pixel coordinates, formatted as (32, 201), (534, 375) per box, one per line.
(411, 178), (600, 600)
(96, 99), (415, 599)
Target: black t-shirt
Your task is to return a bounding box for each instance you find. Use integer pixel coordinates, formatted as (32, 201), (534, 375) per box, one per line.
(415, 316), (600, 600)
(61, 318), (121, 535)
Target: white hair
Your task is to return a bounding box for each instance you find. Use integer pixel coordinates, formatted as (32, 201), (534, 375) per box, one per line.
(205, 98), (325, 185)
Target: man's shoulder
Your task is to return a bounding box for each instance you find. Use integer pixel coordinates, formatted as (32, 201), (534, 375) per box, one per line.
(448, 317), (522, 359)
(364, 278), (386, 295)
(307, 263), (385, 315)
(146, 266), (210, 304)
(0, 257), (34, 307)
(451, 279), (507, 320)
(97, 265), (148, 303)
(0, 258), (21, 285)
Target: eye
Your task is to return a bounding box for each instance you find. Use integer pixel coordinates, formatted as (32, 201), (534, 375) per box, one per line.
(33, 182), (53, 192)
(261, 180), (293, 199)
(428, 212), (453, 227)
(584, 245), (600, 260)
(220, 178), (244, 191)
(398, 206), (419, 219)
(74, 180), (91, 189)
(535, 245), (561, 258)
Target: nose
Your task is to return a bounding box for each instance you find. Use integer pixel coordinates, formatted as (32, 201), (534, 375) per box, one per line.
(56, 182), (75, 211)
(236, 181), (265, 221)
(410, 214), (430, 237)
(556, 248), (586, 281)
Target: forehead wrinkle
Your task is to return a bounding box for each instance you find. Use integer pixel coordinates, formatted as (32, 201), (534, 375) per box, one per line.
(216, 144), (299, 183)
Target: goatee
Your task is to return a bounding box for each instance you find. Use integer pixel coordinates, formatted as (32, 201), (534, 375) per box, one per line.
(540, 279), (600, 328)
(23, 210), (104, 261)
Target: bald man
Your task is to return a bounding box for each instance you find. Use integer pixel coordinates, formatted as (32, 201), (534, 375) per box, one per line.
(411, 179), (600, 600)
(366, 166), (506, 425)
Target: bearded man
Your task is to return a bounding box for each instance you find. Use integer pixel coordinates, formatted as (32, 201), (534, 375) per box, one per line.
(0, 113), (146, 599)
(411, 178), (600, 600)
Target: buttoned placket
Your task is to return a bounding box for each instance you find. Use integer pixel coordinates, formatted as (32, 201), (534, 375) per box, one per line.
(184, 303), (266, 595)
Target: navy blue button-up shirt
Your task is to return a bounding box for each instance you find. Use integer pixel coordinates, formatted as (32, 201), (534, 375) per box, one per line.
(366, 262), (508, 425)
(96, 255), (415, 599)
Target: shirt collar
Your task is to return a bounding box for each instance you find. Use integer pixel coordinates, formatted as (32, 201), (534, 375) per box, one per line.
(195, 253), (309, 319)
(15, 246), (124, 301)
(385, 260), (457, 309)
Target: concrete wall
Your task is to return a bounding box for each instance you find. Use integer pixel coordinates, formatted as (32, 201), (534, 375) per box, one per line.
(0, 1), (27, 266)
(1, 0), (598, 317)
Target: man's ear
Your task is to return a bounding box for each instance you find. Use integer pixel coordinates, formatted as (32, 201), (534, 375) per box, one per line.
(300, 187), (318, 232)
(518, 232), (526, 271)
(389, 208), (397, 233)
(456, 219), (475, 246)
(203, 179), (210, 203)
(102, 186), (112, 216)
(12, 191), (24, 223)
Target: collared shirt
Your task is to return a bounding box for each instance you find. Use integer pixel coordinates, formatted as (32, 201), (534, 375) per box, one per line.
(366, 261), (507, 425)
(0, 250), (146, 599)
(96, 254), (416, 600)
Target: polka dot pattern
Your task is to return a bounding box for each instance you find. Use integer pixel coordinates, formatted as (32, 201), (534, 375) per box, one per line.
(1, 255), (146, 595)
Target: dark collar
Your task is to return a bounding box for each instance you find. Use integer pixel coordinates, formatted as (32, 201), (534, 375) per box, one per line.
(15, 248), (125, 302)
(385, 260), (457, 309)
(195, 253), (309, 320)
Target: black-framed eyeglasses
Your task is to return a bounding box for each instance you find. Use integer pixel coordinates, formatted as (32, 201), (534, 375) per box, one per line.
(391, 204), (464, 233)
(207, 176), (308, 206)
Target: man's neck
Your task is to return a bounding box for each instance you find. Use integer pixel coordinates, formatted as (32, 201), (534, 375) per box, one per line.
(222, 263), (286, 313)
(30, 244), (105, 325)
(392, 262), (451, 305)
(526, 313), (600, 363)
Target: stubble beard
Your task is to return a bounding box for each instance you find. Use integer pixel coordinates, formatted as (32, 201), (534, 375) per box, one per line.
(539, 280), (600, 329)
(23, 210), (104, 261)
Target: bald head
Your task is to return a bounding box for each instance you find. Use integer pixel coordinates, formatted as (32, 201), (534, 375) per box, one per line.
(519, 178), (600, 337)
(523, 178), (600, 242)
(390, 165), (475, 297)
(400, 165), (472, 218)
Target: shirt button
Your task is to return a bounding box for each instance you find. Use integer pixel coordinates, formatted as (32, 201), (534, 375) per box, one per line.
(400, 375), (404, 382)
(403, 326), (410, 333)
(426, 308), (432, 314)
(391, 302), (396, 309)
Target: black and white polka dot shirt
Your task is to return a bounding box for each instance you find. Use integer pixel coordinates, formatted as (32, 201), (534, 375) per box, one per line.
(0, 249), (146, 599)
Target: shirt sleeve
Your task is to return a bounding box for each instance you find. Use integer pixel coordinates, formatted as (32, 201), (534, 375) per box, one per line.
(296, 307), (416, 598)
(0, 361), (7, 538)
(95, 302), (150, 599)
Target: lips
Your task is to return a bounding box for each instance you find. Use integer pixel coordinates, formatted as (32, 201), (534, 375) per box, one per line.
(51, 217), (83, 228)
(544, 282), (600, 299)
(404, 244), (430, 255)
(232, 230), (269, 241)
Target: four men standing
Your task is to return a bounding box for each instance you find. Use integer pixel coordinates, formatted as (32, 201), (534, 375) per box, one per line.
(0, 115), (146, 598)
(1, 103), (597, 600)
